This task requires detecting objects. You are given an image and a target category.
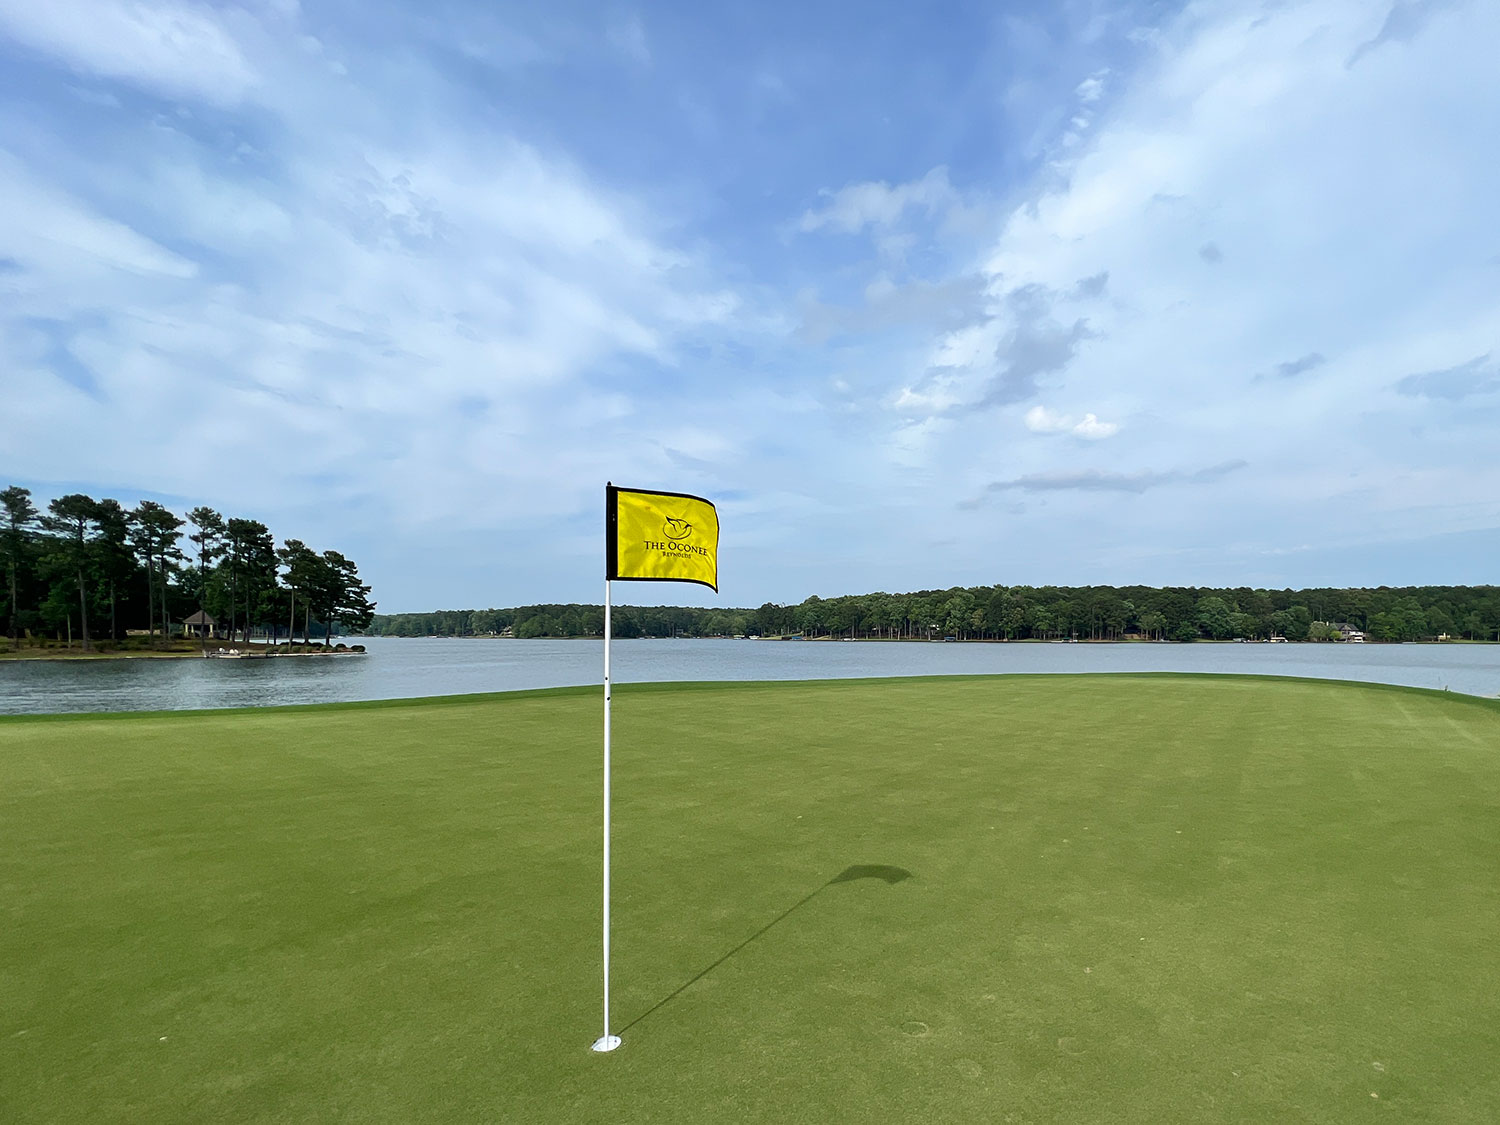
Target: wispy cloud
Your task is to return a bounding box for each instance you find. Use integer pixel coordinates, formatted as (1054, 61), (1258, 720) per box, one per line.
(1075, 74), (1106, 103)
(894, 281), (1094, 418)
(1395, 354), (1499, 399)
(984, 460), (1247, 495)
(0, 152), (198, 278)
(894, 0), (1499, 573)
(1349, 0), (1464, 67)
(799, 167), (957, 234)
(0, 4), (740, 549)
(0, 0), (260, 105)
(1258, 352), (1327, 381)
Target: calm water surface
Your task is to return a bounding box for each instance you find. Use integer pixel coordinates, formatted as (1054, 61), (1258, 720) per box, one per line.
(3, 637), (1499, 715)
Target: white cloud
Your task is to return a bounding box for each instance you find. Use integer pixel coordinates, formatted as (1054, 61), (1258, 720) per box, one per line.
(0, 13), (744, 564)
(0, 0), (259, 105)
(1075, 74), (1106, 102)
(1024, 405), (1119, 439)
(799, 167), (956, 233)
(1070, 412), (1118, 440)
(0, 152), (198, 278)
(1024, 405), (1072, 432)
(879, 0), (1499, 579)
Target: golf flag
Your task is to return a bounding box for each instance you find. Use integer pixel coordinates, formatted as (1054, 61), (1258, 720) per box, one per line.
(606, 484), (719, 591)
(593, 483), (720, 1054)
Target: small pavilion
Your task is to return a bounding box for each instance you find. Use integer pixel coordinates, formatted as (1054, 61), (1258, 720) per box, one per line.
(182, 610), (219, 639)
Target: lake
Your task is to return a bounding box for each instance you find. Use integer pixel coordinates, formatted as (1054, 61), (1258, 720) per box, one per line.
(2, 637), (1498, 715)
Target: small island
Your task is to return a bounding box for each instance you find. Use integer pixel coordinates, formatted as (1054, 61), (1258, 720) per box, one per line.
(2, 486), (374, 660)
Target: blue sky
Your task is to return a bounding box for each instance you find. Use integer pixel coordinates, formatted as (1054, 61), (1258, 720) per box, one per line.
(2, 0), (1497, 612)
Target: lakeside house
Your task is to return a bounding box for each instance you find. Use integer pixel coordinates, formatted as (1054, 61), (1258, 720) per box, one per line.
(181, 611), (220, 640)
(1309, 621), (1367, 643)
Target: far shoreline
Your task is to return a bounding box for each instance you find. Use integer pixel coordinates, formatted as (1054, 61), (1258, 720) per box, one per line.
(1, 642), (366, 664)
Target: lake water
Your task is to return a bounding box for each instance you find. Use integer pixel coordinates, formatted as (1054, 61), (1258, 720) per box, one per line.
(2, 637), (1498, 715)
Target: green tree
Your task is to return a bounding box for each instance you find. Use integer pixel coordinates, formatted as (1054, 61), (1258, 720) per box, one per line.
(240, 522), (276, 643)
(1271, 605), (1312, 641)
(218, 519), (275, 643)
(92, 499), (135, 642)
(795, 596), (823, 638)
(42, 494), (101, 651)
(129, 502), (184, 641)
(2, 486), (38, 650)
(1392, 597), (1427, 641)
(1195, 596), (1236, 641)
(942, 591), (975, 638)
(187, 507), (226, 643)
(1002, 593), (1029, 640)
(277, 539), (318, 644)
(321, 550), (376, 642)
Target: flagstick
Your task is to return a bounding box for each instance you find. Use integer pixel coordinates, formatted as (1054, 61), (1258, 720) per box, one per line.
(592, 578), (621, 1053)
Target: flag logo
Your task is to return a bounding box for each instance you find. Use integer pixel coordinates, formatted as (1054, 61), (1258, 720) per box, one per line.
(607, 484), (719, 591)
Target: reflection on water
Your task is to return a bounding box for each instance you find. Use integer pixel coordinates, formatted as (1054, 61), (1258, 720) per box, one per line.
(2, 637), (1498, 715)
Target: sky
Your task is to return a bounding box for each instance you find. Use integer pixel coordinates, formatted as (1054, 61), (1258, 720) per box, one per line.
(2, 0), (1497, 612)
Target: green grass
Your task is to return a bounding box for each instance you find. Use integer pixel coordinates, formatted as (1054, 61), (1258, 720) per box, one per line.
(3, 675), (1499, 1122)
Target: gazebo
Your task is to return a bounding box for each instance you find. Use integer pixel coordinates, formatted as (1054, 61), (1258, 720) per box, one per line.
(182, 610), (218, 639)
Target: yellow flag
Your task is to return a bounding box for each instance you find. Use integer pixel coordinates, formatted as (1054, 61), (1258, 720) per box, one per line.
(607, 484), (719, 591)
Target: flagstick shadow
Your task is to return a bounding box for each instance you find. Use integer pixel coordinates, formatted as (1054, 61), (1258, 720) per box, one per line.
(618, 864), (911, 1035)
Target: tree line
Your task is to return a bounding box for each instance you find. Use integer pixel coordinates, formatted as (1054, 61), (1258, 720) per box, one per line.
(2, 485), (376, 652)
(369, 604), (742, 640)
(369, 583), (1499, 643)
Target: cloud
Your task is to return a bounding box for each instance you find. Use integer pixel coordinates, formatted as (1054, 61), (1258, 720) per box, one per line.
(895, 281), (1093, 419)
(1024, 405), (1118, 439)
(1349, 0), (1463, 67)
(1270, 352), (1327, 379)
(985, 460), (1247, 494)
(799, 167), (956, 233)
(1071, 413), (1119, 439)
(0, 0), (260, 105)
(1394, 354), (1499, 399)
(1023, 405), (1073, 433)
(973, 285), (1092, 410)
(1069, 271), (1109, 299)
(0, 152), (199, 278)
(0, 8), (743, 557)
(11, 317), (104, 399)
(896, 0), (1500, 564)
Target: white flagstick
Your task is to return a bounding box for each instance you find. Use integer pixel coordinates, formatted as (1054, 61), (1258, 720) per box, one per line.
(592, 578), (621, 1053)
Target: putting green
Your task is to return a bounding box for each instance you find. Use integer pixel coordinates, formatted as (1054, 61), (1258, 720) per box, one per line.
(2, 675), (1498, 1122)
